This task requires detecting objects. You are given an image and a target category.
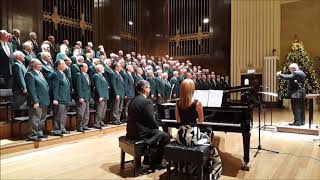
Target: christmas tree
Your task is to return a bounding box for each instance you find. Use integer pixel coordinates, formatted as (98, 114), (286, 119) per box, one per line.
(278, 40), (320, 98)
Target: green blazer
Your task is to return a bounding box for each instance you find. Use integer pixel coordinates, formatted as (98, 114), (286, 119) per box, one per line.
(25, 69), (50, 106)
(103, 66), (114, 84)
(41, 63), (54, 83)
(163, 79), (172, 98)
(71, 63), (80, 88)
(124, 72), (135, 98)
(22, 50), (36, 67)
(110, 71), (125, 98)
(51, 70), (71, 105)
(146, 77), (156, 97)
(93, 73), (109, 100)
(155, 77), (165, 97)
(70, 56), (77, 64)
(170, 76), (180, 97)
(12, 38), (23, 51)
(74, 72), (91, 101)
(12, 61), (27, 94)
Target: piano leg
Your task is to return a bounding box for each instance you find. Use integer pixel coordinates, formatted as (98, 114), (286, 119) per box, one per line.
(241, 132), (251, 171)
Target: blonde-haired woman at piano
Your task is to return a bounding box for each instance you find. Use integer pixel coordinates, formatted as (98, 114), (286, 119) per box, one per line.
(175, 79), (222, 179)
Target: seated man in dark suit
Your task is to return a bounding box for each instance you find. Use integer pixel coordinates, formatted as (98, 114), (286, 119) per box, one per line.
(126, 80), (170, 169)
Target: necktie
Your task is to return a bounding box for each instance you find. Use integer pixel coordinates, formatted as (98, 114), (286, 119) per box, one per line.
(118, 72), (124, 82)
(85, 73), (90, 85)
(3, 43), (10, 57)
(129, 73), (134, 82)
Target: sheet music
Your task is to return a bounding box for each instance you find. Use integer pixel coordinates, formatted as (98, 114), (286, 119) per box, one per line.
(207, 90), (223, 107)
(193, 90), (209, 107)
(193, 90), (223, 107)
(161, 103), (176, 106)
(259, 92), (278, 97)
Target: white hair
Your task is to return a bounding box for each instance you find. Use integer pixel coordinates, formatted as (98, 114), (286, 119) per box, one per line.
(41, 43), (50, 51)
(41, 51), (51, 59)
(289, 63), (299, 70)
(60, 44), (68, 53)
(92, 58), (100, 65)
(13, 51), (25, 60)
(29, 59), (42, 68)
(76, 55), (84, 62)
(23, 41), (33, 49)
(95, 64), (104, 71)
(29, 32), (36, 37)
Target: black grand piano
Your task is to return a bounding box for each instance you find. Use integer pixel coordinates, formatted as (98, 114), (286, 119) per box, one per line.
(158, 85), (254, 170)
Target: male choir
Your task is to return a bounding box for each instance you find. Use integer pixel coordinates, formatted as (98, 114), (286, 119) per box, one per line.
(0, 29), (230, 141)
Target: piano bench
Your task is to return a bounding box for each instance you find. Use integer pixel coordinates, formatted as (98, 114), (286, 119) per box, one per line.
(164, 142), (211, 180)
(118, 136), (150, 177)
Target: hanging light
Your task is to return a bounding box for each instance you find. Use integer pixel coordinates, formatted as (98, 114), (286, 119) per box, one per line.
(129, 21), (134, 26)
(203, 18), (209, 24)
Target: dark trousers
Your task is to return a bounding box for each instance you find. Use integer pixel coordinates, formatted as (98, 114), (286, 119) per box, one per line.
(53, 104), (68, 134)
(124, 98), (132, 120)
(28, 105), (47, 137)
(291, 98), (305, 124)
(144, 130), (170, 165)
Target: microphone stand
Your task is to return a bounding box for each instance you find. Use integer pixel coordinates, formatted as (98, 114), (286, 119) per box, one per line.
(245, 92), (279, 157)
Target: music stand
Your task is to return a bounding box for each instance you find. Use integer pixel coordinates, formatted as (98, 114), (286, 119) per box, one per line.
(259, 92), (278, 130)
(244, 92), (279, 157)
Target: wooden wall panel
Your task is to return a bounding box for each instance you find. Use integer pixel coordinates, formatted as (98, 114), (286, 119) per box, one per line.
(231, 0), (281, 99)
(0, 0), (43, 42)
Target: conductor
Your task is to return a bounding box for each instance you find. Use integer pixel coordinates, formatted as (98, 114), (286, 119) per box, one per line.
(277, 63), (306, 126)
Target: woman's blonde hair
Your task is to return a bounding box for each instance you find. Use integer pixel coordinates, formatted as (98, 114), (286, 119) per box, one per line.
(177, 79), (195, 109)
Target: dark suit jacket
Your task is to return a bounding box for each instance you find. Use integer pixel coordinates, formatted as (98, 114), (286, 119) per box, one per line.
(155, 77), (165, 97)
(147, 77), (157, 97)
(30, 40), (40, 54)
(126, 94), (159, 141)
(110, 71), (126, 98)
(124, 72), (135, 98)
(12, 61), (27, 94)
(12, 37), (23, 51)
(170, 77), (180, 97)
(0, 42), (14, 76)
(25, 69), (50, 106)
(22, 50), (36, 68)
(93, 73), (109, 100)
(163, 79), (172, 98)
(279, 70), (306, 98)
(74, 72), (91, 101)
(51, 70), (71, 105)
(71, 63), (80, 88)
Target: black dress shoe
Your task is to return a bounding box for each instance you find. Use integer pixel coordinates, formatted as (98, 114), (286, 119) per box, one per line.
(38, 134), (48, 138)
(111, 121), (120, 125)
(77, 128), (84, 132)
(289, 121), (298, 126)
(289, 122), (301, 126)
(27, 136), (41, 141)
(61, 130), (70, 134)
(118, 120), (125, 124)
(83, 127), (90, 131)
(93, 125), (102, 129)
(52, 132), (62, 136)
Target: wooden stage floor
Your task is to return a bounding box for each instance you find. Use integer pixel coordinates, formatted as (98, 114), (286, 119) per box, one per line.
(1, 109), (319, 179)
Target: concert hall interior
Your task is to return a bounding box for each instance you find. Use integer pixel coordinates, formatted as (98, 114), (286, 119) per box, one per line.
(0, 0), (319, 179)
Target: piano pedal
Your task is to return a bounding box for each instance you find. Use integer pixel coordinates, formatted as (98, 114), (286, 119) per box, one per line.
(241, 162), (250, 171)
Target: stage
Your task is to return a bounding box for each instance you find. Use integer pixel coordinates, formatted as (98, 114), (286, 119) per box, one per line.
(1, 109), (319, 179)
